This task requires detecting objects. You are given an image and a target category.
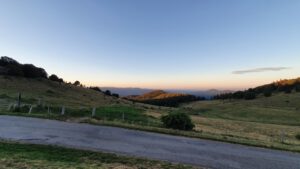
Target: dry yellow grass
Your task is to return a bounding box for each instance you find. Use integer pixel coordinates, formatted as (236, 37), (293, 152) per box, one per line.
(192, 116), (300, 145)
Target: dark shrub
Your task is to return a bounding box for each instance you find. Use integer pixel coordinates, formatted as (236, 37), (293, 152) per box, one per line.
(6, 64), (24, 76)
(49, 74), (64, 83)
(233, 91), (244, 99)
(263, 90), (272, 97)
(22, 64), (47, 78)
(295, 84), (300, 92)
(73, 80), (81, 86)
(90, 87), (102, 92)
(284, 88), (292, 94)
(296, 134), (300, 140)
(104, 90), (111, 96)
(112, 93), (119, 98)
(0, 56), (19, 66)
(161, 112), (195, 130)
(11, 104), (31, 113)
(244, 92), (256, 100)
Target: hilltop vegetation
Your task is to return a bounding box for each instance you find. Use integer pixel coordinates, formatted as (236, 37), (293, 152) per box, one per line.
(0, 56), (48, 78)
(0, 56), (119, 105)
(214, 77), (300, 100)
(125, 90), (204, 107)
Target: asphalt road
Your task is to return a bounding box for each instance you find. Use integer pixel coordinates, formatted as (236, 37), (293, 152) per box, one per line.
(0, 115), (299, 169)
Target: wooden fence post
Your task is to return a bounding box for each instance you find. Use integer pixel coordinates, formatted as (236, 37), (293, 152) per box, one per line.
(28, 105), (33, 114)
(17, 93), (21, 108)
(61, 106), (65, 115)
(92, 107), (96, 117)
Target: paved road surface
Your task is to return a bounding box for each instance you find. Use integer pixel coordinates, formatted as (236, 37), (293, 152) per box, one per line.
(0, 115), (299, 169)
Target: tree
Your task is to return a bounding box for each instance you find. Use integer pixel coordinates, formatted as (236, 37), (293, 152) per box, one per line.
(296, 84), (300, 92)
(263, 91), (272, 97)
(6, 64), (24, 76)
(263, 88), (272, 97)
(73, 81), (81, 86)
(112, 93), (119, 98)
(0, 56), (19, 66)
(49, 74), (64, 83)
(89, 87), (102, 92)
(22, 64), (47, 78)
(161, 112), (195, 131)
(244, 92), (256, 100)
(104, 90), (111, 96)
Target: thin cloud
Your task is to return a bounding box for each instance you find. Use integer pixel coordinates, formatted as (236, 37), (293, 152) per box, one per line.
(232, 67), (291, 74)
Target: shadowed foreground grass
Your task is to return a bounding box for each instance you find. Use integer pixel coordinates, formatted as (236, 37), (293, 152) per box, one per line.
(0, 141), (195, 169)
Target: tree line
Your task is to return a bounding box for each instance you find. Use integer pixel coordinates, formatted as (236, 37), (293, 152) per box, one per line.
(214, 78), (300, 100)
(128, 95), (205, 107)
(0, 56), (119, 97)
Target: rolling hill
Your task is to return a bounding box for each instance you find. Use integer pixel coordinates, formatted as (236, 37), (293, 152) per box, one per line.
(0, 56), (136, 109)
(0, 75), (124, 108)
(100, 87), (232, 98)
(214, 77), (300, 100)
(125, 90), (203, 107)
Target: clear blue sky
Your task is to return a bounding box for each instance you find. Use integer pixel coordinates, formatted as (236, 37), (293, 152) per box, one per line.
(0, 0), (299, 90)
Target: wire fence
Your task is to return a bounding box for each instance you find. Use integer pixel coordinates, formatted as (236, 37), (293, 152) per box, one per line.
(5, 102), (163, 128)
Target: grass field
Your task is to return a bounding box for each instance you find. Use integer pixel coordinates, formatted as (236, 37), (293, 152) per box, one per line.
(181, 93), (300, 151)
(0, 141), (194, 169)
(1, 75), (300, 153)
(183, 92), (300, 125)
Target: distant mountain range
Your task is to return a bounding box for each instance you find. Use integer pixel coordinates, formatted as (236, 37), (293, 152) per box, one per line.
(100, 87), (233, 98)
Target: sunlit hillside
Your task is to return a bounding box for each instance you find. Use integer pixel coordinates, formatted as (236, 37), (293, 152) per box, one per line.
(0, 75), (125, 108)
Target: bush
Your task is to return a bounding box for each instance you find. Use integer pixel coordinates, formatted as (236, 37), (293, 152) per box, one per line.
(10, 104), (31, 113)
(104, 90), (111, 96)
(73, 81), (81, 86)
(22, 64), (47, 78)
(244, 92), (256, 100)
(49, 74), (64, 83)
(263, 90), (272, 97)
(161, 112), (195, 130)
(296, 134), (300, 140)
(90, 87), (102, 92)
(112, 93), (119, 98)
(6, 64), (24, 76)
(295, 84), (300, 92)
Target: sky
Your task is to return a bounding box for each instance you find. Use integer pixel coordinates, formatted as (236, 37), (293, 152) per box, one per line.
(0, 0), (299, 90)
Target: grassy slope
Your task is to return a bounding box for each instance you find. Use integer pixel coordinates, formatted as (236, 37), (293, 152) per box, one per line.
(0, 75), (166, 126)
(1, 75), (300, 153)
(0, 76), (174, 111)
(184, 92), (300, 125)
(0, 141), (194, 169)
(0, 75), (120, 108)
(181, 92), (300, 151)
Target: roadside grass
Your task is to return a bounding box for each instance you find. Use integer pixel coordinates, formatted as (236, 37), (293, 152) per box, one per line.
(183, 93), (300, 126)
(0, 75), (174, 112)
(2, 108), (300, 152)
(1, 104), (162, 127)
(1, 98), (300, 152)
(0, 141), (194, 169)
